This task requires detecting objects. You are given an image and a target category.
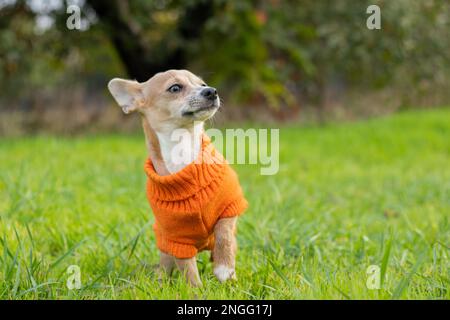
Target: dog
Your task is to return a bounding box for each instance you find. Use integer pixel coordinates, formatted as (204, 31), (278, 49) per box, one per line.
(108, 70), (248, 286)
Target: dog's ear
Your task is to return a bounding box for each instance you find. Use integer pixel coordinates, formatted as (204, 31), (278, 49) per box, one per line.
(107, 78), (145, 114)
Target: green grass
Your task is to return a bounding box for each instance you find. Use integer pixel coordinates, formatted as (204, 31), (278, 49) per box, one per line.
(0, 108), (449, 300)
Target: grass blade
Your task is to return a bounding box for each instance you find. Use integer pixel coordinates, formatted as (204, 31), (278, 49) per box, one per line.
(48, 239), (86, 271)
(392, 251), (426, 299)
(268, 258), (292, 286)
(380, 233), (393, 287)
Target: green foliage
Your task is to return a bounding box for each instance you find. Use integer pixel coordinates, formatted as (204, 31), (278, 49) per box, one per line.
(197, 1), (294, 108)
(0, 1), (122, 101)
(0, 108), (449, 299)
(196, 0), (450, 106)
(1, 0), (449, 109)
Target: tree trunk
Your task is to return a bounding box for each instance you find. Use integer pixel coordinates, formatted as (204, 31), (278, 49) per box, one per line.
(87, 0), (213, 81)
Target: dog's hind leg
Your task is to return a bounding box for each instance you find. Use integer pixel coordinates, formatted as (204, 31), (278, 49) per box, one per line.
(174, 257), (202, 287)
(213, 217), (237, 282)
(157, 251), (175, 282)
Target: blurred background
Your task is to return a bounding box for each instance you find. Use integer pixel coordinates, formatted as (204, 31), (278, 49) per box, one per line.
(0, 0), (449, 135)
(1, 1), (449, 300)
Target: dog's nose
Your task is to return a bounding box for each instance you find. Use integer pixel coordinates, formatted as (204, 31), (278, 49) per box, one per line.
(200, 87), (218, 100)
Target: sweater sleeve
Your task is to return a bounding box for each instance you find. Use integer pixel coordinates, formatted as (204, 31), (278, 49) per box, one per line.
(217, 164), (249, 219)
(219, 194), (248, 219)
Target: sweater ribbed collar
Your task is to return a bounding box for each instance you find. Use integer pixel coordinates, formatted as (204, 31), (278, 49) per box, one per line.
(144, 134), (227, 202)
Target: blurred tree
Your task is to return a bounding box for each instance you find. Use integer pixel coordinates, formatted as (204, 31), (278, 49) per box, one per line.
(86, 0), (215, 81)
(0, 0), (449, 122)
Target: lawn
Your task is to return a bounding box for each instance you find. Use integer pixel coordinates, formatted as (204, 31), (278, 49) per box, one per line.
(0, 108), (448, 299)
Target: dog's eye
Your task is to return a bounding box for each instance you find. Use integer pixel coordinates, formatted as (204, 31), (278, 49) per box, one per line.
(168, 84), (182, 93)
(201, 83), (207, 87)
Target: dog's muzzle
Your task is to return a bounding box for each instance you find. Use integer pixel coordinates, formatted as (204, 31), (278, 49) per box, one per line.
(182, 87), (220, 117)
(200, 87), (218, 101)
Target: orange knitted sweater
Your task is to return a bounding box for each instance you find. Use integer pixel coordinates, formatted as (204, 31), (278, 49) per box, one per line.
(144, 135), (248, 259)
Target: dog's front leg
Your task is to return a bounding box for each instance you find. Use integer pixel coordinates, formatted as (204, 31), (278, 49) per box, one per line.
(174, 257), (202, 287)
(213, 217), (237, 282)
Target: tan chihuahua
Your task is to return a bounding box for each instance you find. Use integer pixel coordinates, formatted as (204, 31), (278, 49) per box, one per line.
(107, 70), (247, 286)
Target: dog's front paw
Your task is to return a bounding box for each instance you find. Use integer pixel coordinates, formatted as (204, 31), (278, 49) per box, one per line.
(214, 265), (236, 282)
